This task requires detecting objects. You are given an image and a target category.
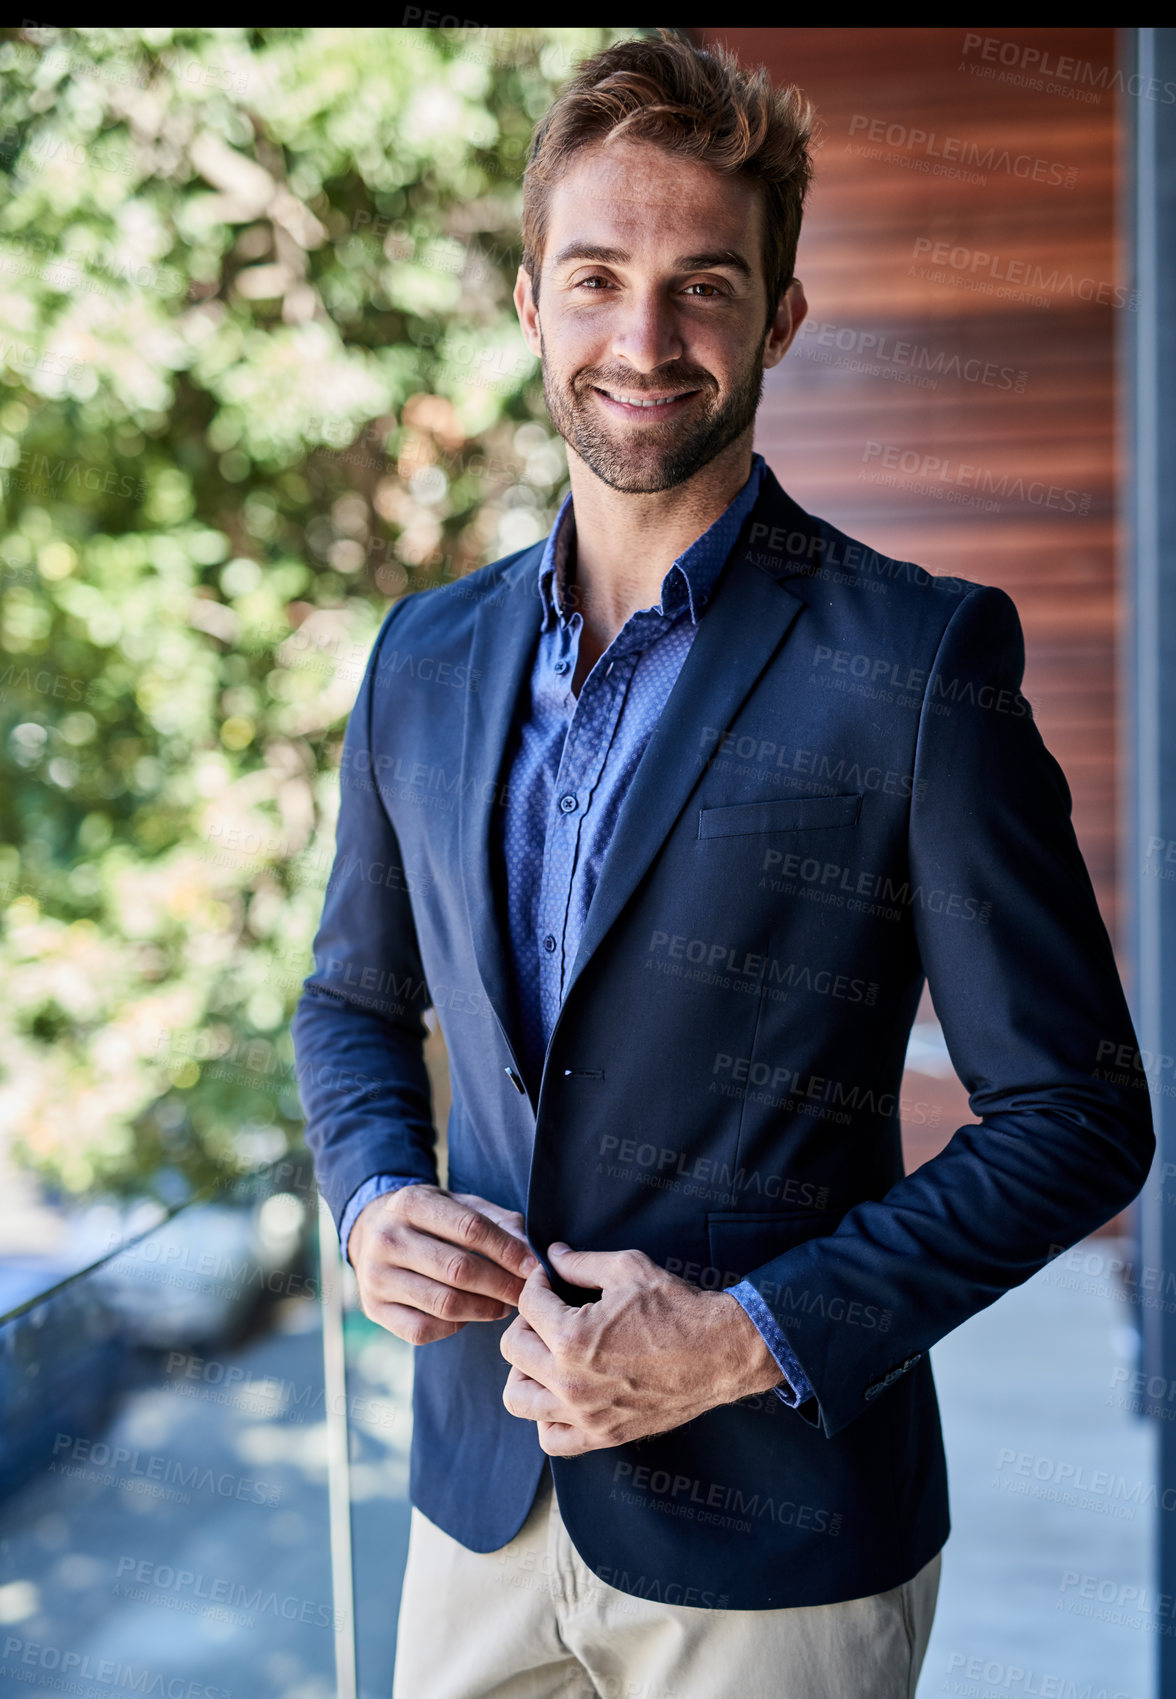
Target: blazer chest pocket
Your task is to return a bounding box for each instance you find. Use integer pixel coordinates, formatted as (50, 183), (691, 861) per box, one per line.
(706, 1209), (831, 1289)
(697, 792), (862, 840)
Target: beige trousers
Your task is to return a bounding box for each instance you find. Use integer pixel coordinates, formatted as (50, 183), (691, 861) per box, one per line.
(392, 1471), (941, 1699)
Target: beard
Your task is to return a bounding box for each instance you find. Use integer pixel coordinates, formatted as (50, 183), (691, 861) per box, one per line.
(540, 332), (766, 494)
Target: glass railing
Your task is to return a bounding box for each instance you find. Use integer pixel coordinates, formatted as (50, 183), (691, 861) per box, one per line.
(0, 1151), (414, 1699)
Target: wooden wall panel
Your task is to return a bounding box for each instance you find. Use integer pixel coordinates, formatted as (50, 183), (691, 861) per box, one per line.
(698, 25), (1124, 930)
(696, 29), (1128, 1213)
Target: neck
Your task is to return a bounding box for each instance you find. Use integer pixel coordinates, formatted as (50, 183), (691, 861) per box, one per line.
(563, 433), (755, 640)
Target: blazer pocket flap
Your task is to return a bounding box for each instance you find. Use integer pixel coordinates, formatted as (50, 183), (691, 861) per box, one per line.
(706, 1209), (830, 1287)
(697, 793), (862, 839)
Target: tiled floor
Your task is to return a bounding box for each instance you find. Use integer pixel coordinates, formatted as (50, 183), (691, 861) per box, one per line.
(919, 1235), (1155, 1698)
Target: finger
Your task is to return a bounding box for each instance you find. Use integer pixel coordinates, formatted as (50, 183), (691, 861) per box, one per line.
(452, 1193), (530, 1247)
(538, 1420), (593, 1458)
(383, 1219), (529, 1306)
(502, 1365), (567, 1424)
(547, 1242), (642, 1289)
(404, 1187), (539, 1281)
(499, 1313), (558, 1379)
(515, 1262), (576, 1343)
(371, 1263), (515, 1324)
(361, 1298), (465, 1347)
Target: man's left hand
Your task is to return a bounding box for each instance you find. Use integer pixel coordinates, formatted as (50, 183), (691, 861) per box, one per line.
(499, 1242), (786, 1456)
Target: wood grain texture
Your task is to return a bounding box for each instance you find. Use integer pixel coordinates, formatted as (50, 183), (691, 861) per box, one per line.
(695, 29), (1129, 1220)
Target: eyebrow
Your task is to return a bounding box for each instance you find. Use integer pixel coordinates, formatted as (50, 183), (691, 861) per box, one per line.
(676, 249), (754, 280)
(550, 243), (753, 281)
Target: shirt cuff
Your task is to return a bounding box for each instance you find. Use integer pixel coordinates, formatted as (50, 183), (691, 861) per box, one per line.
(727, 1279), (816, 1409)
(338, 1174), (428, 1269)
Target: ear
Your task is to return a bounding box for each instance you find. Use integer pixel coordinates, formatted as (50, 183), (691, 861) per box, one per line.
(763, 278), (808, 371)
(514, 264), (542, 360)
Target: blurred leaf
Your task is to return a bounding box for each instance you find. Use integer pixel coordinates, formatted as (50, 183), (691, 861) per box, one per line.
(0, 24), (631, 1201)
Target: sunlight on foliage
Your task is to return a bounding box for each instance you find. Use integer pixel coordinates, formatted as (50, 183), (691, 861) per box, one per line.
(0, 25), (631, 1202)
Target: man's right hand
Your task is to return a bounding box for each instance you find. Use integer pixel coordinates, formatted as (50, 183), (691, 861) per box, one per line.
(348, 1184), (540, 1345)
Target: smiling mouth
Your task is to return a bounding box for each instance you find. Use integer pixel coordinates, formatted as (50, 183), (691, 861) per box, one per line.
(592, 386), (702, 411)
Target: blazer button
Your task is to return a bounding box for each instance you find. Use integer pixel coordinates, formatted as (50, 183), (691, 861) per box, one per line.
(504, 1067), (526, 1095)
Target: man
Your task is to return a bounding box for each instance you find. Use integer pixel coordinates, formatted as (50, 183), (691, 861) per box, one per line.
(293, 33), (1154, 1699)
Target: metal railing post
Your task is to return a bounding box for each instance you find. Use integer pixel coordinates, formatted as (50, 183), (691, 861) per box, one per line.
(1126, 26), (1176, 1698)
(319, 1194), (358, 1699)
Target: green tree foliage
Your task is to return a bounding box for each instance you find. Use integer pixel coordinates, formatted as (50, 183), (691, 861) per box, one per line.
(0, 25), (628, 1200)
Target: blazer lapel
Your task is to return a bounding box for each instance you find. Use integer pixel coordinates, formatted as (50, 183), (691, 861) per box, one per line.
(458, 545), (546, 1068)
(555, 534), (807, 1034)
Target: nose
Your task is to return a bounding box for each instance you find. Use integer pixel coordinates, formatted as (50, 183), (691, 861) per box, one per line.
(608, 285), (684, 373)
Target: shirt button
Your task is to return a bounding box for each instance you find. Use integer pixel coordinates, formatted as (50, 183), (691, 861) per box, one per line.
(543, 935), (557, 952)
(697, 592), (709, 608)
(554, 659), (569, 675)
(559, 794), (577, 813)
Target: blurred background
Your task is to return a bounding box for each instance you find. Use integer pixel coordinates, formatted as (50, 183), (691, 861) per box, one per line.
(0, 25), (1171, 1699)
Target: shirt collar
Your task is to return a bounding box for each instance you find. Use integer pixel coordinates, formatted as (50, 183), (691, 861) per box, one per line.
(537, 452), (768, 633)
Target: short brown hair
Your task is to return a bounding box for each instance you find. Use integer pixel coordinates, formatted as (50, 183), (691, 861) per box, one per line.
(522, 32), (815, 329)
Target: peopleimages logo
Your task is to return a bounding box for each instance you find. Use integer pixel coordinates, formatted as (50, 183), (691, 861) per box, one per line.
(961, 32), (1176, 105)
(0, 1637), (232, 1697)
(861, 440), (1091, 516)
(910, 237), (1132, 309)
(848, 113), (1076, 187)
(945, 1650), (1142, 1699)
(797, 318), (1028, 392)
(646, 930), (879, 1005)
(114, 1555), (346, 1630)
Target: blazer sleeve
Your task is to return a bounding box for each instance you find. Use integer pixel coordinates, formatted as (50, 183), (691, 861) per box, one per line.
(292, 598), (439, 1234)
(732, 583), (1155, 1439)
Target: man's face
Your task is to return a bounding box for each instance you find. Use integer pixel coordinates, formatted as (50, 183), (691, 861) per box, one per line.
(515, 139), (805, 494)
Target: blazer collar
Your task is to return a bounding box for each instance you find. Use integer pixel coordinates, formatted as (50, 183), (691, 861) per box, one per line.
(537, 451), (770, 632)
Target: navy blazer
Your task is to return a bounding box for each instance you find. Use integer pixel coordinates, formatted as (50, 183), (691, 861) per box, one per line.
(293, 467), (1154, 1609)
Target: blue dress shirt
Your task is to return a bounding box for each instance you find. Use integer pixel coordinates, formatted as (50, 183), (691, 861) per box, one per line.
(337, 451), (814, 1410)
